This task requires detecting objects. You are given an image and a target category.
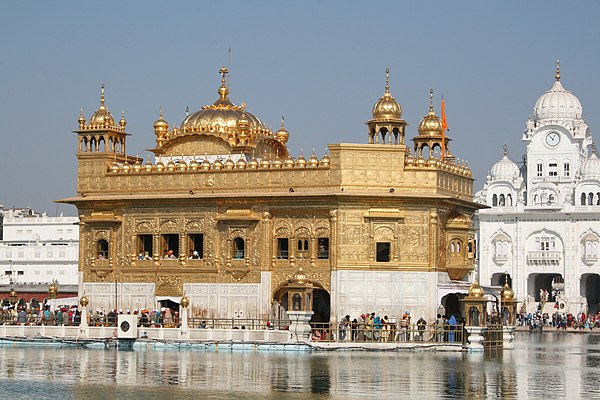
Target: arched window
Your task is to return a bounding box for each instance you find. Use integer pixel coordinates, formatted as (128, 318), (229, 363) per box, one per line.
(97, 240), (109, 259)
(499, 194), (505, 206)
(581, 192), (587, 206)
(549, 194), (555, 204)
(492, 194), (498, 206)
(589, 193), (594, 206)
(233, 237), (245, 259)
(507, 194), (513, 206)
(597, 193), (600, 206)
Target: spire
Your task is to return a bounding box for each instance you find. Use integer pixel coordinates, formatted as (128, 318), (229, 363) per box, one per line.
(429, 88), (434, 112)
(385, 67), (390, 93)
(218, 65), (230, 100)
(281, 115), (285, 129)
(503, 144), (508, 156)
(555, 59), (561, 81)
(100, 83), (105, 108)
(159, 107), (163, 119)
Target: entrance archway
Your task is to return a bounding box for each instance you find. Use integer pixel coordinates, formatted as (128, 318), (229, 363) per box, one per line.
(491, 273), (512, 287)
(581, 273), (600, 314)
(528, 273), (563, 302)
(441, 293), (464, 318)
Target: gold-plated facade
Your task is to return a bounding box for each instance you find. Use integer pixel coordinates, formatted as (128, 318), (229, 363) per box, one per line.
(60, 68), (481, 319)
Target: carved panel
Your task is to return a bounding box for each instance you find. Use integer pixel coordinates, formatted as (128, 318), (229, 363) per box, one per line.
(156, 275), (183, 296)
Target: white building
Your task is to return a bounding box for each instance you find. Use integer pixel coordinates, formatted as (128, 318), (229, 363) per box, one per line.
(0, 207), (79, 292)
(475, 62), (600, 315)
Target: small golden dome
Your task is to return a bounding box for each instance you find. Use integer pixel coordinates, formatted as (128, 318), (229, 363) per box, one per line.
(80, 293), (89, 307)
(155, 161), (165, 172)
(144, 156), (153, 172)
(180, 293), (190, 309)
(153, 108), (169, 137)
(292, 267), (308, 284)
(418, 89), (443, 136)
(177, 159), (188, 171)
(90, 84), (116, 127)
(248, 156), (259, 169)
(122, 162), (131, 173)
(259, 157), (271, 169)
(371, 68), (402, 120)
(236, 158), (247, 169)
(78, 109), (86, 128)
(468, 281), (485, 298)
(501, 282), (515, 301)
(307, 151), (319, 168)
(276, 116), (290, 144)
(132, 159), (142, 173)
(166, 160), (176, 171)
(110, 162), (120, 173)
(283, 155), (295, 168)
(189, 158), (199, 171)
(201, 158), (211, 170)
(272, 156), (283, 168)
(295, 153), (307, 168)
(224, 157), (235, 170)
(319, 152), (330, 167)
(212, 159), (223, 170)
(119, 111), (127, 128)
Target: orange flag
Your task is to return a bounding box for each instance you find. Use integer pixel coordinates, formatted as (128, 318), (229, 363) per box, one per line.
(441, 97), (448, 160)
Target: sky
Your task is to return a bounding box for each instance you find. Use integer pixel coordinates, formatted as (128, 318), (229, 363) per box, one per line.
(1, 1), (599, 215)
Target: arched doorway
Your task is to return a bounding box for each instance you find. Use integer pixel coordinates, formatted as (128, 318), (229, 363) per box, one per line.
(581, 273), (600, 314)
(491, 273), (512, 287)
(441, 293), (464, 318)
(528, 273), (563, 302)
(311, 289), (330, 323)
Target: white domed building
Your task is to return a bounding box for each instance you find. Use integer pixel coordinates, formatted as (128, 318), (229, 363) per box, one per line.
(475, 62), (600, 316)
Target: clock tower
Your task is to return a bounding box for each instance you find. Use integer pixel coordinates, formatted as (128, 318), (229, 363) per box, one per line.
(521, 61), (592, 206)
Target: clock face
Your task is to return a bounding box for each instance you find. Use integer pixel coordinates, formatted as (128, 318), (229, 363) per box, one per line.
(546, 132), (560, 147)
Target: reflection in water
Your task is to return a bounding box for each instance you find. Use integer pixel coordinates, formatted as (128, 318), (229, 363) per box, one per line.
(1, 332), (600, 399)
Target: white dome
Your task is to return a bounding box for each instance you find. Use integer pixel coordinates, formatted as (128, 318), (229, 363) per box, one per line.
(490, 151), (520, 181)
(534, 80), (582, 122)
(580, 152), (600, 179)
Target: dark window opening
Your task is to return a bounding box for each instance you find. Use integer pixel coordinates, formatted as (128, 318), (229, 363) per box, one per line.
(376, 242), (390, 262)
(233, 237), (245, 259)
(277, 238), (289, 259)
(137, 234), (153, 260)
(318, 238), (329, 259)
(161, 234), (179, 259)
(187, 234), (204, 259)
(97, 239), (109, 259)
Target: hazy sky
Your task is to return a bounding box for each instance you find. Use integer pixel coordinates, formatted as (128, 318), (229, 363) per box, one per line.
(1, 1), (599, 215)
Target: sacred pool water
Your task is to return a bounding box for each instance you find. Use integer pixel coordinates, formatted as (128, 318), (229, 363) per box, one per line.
(0, 332), (599, 399)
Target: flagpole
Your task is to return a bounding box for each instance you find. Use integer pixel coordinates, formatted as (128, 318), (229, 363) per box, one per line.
(441, 95), (448, 160)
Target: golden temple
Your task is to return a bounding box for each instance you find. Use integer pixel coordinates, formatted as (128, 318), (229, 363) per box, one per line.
(59, 66), (480, 323)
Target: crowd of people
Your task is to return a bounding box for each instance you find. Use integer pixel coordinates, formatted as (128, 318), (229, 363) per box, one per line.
(312, 312), (464, 343)
(0, 305), (82, 325)
(518, 310), (600, 331)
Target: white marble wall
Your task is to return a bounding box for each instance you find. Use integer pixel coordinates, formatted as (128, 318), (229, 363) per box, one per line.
(184, 282), (263, 320)
(82, 282), (155, 311)
(333, 270), (441, 323)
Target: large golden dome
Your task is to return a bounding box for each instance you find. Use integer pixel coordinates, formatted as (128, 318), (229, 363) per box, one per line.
(371, 68), (402, 120)
(180, 67), (268, 134)
(418, 90), (443, 136)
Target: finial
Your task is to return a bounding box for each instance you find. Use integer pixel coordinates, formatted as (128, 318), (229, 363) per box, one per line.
(159, 106), (163, 118)
(592, 142), (597, 156)
(186, 106), (189, 116)
(503, 144), (508, 156)
(80, 108), (84, 117)
(100, 84), (105, 106)
(281, 115), (285, 128)
(555, 59), (560, 81)
(385, 67), (390, 93)
(219, 65), (229, 85)
(504, 271), (509, 286)
(429, 88), (434, 111)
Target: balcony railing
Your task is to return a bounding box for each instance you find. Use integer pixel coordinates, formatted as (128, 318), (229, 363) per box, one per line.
(527, 251), (561, 265)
